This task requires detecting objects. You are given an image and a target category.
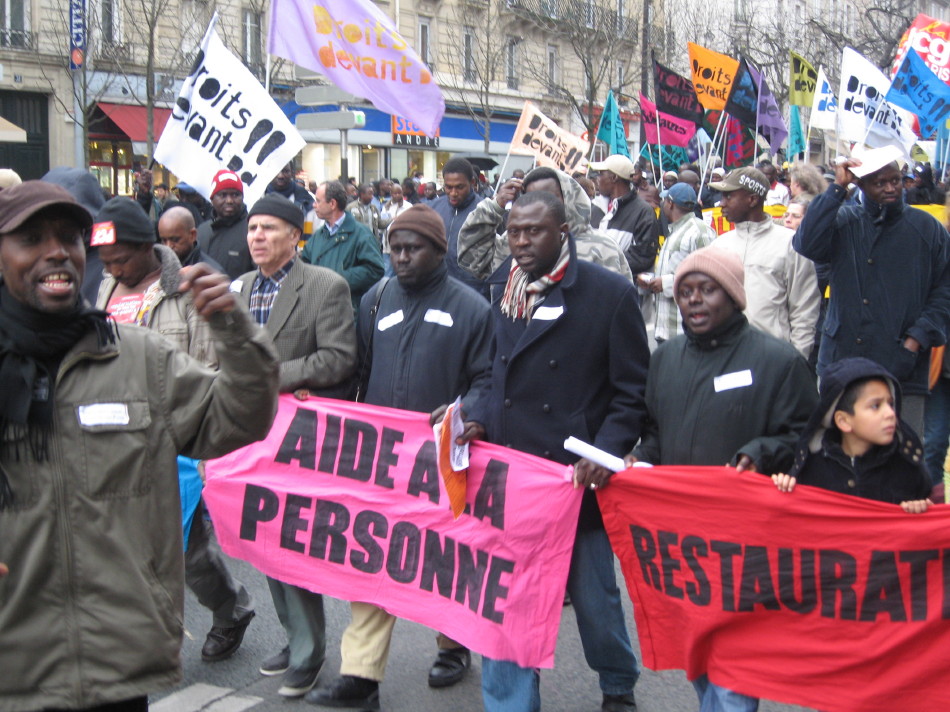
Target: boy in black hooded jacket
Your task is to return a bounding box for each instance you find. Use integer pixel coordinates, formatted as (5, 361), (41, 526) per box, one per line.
(772, 356), (933, 512)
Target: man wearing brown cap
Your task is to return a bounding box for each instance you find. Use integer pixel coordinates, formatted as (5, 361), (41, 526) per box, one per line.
(197, 168), (254, 279)
(709, 166), (819, 359)
(94, 196), (258, 664)
(307, 204), (492, 709)
(0, 181), (279, 711)
(235, 193), (358, 698)
(626, 245), (816, 712)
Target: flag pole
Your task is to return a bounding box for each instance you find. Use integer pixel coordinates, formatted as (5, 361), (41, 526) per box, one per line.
(655, 105), (665, 179)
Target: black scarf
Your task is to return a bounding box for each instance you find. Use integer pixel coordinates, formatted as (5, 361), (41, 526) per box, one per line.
(0, 282), (115, 509)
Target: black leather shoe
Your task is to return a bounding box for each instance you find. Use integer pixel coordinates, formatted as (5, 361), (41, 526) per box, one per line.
(602, 692), (637, 712)
(305, 675), (380, 709)
(427, 648), (471, 688)
(200, 611), (255, 662)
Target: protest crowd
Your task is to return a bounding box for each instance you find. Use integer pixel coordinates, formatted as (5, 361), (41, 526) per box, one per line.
(3, 7), (950, 712)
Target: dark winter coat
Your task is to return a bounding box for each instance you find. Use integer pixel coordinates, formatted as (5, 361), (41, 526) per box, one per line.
(470, 240), (650, 529)
(431, 190), (484, 296)
(794, 184), (950, 395)
(634, 313), (817, 473)
(357, 262), (492, 415)
(197, 206), (253, 280)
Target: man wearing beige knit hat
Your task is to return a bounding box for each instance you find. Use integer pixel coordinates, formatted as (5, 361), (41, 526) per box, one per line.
(626, 244), (817, 712)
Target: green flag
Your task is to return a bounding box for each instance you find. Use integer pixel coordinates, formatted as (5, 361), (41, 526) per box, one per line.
(596, 91), (630, 158)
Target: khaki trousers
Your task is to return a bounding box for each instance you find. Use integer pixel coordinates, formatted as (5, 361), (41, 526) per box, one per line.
(340, 601), (463, 681)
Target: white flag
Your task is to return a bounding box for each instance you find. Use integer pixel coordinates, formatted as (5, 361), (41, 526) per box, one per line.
(155, 15), (305, 206)
(810, 66), (837, 131)
(837, 47), (916, 155)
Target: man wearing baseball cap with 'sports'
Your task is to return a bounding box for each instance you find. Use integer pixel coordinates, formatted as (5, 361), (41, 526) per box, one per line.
(0, 181), (279, 711)
(709, 166), (820, 359)
(198, 168), (254, 279)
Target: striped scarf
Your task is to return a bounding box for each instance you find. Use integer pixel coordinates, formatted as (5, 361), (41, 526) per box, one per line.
(500, 238), (570, 320)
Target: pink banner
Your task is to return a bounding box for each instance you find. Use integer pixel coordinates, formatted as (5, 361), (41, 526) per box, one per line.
(204, 395), (582, 668)
(268, 0), (444, 137)
(640, 92), (696, 148)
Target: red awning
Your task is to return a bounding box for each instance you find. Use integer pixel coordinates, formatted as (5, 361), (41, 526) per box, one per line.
(97, 102), (173, 141)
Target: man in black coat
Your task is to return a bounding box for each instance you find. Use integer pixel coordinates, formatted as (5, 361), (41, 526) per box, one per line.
(466, 191), (650, 712)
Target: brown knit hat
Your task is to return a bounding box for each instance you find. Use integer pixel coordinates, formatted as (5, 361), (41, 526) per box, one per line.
(389, 204), (446, 251)
(673, 246), (746, 311)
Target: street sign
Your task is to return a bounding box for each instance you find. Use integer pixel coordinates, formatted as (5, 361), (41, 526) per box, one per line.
(295, 86), (364, 106)
(296, 111), (366, 131)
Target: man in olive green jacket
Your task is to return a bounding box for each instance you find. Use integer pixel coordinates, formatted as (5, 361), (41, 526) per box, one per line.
(0, 181), (279, 712)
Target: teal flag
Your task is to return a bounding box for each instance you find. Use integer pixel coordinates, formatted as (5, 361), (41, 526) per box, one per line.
(597, 91), (631, 158)
(639, 142), (688, 168)
(788, 105), (805, 159)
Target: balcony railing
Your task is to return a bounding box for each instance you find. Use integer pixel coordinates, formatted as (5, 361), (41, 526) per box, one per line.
(0, 28), (35, 50)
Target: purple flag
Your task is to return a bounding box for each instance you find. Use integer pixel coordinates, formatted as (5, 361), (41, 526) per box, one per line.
(268, 0), (444, 137)
(747, 63), (787, 154)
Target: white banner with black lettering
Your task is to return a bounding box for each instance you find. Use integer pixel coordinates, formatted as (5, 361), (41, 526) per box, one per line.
(155, 14), (304, 206)
(837, 47), (916, 156)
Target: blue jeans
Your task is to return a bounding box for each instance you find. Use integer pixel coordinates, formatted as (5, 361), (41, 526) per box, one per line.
(482, 525), (640, 710)
(692, 675), (759, 712)
(925, 376), (950, 485)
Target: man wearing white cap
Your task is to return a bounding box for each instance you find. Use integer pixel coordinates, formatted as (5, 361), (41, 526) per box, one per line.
(794, 149), (950, 434)
(590, 154), (660, 277)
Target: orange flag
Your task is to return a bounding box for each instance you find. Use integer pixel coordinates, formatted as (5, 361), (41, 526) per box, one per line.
(687, 42), (739, 112)
(436, 402), (468, 519)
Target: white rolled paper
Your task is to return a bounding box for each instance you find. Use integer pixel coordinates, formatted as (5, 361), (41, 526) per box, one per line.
(563, 436), (626, 473)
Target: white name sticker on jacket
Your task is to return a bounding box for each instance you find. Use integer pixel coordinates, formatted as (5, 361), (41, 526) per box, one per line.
(78, 403), (130, 426)
(378, 310), (405, 331)
(533, 305), (564, 321)
(229, 279), (243, 293)
(714, 369), (753, 393)
(424, 309), (454, 327)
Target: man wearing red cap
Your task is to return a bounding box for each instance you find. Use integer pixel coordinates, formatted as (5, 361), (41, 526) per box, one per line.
(197, 169), (254, 280)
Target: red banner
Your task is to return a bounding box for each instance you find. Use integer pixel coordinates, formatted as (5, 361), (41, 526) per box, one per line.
(600, 466), (950, 712)
(204, 395), (582, 668)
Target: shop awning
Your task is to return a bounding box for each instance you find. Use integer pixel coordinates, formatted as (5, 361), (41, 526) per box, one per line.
(0, 116), (26, 143)
(97, 102), (173, 142)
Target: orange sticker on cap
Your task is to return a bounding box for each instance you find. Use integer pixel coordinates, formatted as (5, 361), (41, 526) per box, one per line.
(90, 221), (117, 246)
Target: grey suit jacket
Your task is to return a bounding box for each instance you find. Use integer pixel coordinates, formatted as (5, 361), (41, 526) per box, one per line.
(237, 258), (357, 394)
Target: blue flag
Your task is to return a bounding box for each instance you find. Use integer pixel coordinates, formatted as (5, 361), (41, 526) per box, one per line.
(937, 117), (950, 175)
(788, 105), (805, 159)
(597, 91), (631, 158)
(886, 48), (950, 138)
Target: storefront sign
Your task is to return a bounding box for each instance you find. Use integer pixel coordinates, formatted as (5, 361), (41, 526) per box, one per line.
(392, 116), (440, 147)
(69, 0), (85, 69)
